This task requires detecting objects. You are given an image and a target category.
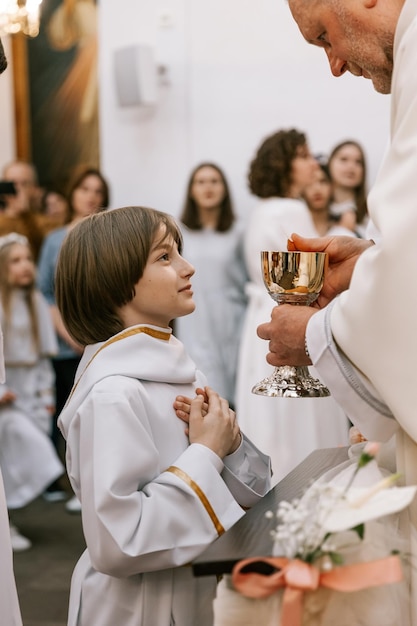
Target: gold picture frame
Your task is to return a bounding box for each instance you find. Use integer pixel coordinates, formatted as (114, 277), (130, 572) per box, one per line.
(11, 0), (99, 190)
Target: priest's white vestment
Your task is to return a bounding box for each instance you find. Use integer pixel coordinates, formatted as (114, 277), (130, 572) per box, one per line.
(306, 0), (417, 620)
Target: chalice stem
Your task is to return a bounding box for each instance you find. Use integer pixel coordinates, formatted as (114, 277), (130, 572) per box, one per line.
(252, 365), (330, 398)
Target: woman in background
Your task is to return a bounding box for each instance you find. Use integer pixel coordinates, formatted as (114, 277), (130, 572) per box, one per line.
(327, 140), (369, 237)
(40, 188), (70, 227)
(37, 165), (109, 512)
(235, 129), (349, 485)
(176, 163), (248, 408)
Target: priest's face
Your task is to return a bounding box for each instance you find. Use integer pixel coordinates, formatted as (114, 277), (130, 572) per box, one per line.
(119, 227), (196, 328)
(288, 0), (395, 94)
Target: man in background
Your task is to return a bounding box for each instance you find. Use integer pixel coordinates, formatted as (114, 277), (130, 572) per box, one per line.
(257, 0), (417, 620)
(1, 159), (42, 213)
(0, 159), (59, 260)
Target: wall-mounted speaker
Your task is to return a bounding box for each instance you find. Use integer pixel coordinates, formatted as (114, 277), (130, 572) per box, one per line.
(114, 45), (157, 107)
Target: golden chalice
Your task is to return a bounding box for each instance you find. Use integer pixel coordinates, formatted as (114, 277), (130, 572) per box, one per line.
(252, 250), (331, 398)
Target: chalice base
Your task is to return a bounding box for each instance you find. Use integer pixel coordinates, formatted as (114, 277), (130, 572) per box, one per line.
(251, 366), (331, 398)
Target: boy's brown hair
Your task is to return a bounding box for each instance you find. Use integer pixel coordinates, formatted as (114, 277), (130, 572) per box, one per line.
(55, 206), (183, 346)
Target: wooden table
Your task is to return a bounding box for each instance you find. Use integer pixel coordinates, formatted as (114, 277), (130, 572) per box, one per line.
(193, 446), (349, 577)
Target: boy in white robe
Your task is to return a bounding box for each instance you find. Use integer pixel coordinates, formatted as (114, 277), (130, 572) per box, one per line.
(55, 205), (271, 626)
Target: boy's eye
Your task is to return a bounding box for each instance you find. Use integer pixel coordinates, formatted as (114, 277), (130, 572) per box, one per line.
(160, 253), (170, 261)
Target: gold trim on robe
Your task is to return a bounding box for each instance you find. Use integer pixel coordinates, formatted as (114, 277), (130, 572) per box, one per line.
(167, 465), (225, 536)
(69, 326), (171, 400)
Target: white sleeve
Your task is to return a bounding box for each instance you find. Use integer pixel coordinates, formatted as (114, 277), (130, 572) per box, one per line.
(306, 301), (398, 442)
(221, 434), (271, 507)
(324, 17), (417, 443)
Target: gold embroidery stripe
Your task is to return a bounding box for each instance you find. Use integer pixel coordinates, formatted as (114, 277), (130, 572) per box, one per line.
(166, 466), (225, 536)
(67, 326), (171, 401)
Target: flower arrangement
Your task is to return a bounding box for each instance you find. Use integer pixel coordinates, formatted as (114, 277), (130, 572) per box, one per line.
(266, 443), (408, 568)
(225, 443), (416, 626)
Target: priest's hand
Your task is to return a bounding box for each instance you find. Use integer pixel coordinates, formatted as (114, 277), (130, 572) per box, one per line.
(257, 304), (316, 367)
(288, 233), (374, 308)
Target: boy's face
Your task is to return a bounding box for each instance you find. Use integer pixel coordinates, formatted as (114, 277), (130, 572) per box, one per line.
(118, 227), (196, 328)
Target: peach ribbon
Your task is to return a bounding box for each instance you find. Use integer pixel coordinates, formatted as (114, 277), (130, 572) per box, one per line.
(232, 555), (403, 626)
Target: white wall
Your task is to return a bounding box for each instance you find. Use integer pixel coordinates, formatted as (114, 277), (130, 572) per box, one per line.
(1, 1), (391, 218)
(99, 0), (391, 219)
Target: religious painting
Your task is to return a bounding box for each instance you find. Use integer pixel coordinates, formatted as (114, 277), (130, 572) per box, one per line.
(24, 0), (99, 190)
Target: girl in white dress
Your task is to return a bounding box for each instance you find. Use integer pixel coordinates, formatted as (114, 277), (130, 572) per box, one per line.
(176, 163), (248, 407)
(327, 140), (369, 237)
(0, 233), (64, 549)
(0, 323), (22, 622)
(55, 206), (271, 626)
(235, 129), (349, 485)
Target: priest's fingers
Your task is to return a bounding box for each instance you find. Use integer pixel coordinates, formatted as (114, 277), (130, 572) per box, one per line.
(349, 426), (367, 445)
(289, 233), (374, 305)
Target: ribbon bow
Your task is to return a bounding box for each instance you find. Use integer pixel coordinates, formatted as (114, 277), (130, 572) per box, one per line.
(232, 555), (403, 626)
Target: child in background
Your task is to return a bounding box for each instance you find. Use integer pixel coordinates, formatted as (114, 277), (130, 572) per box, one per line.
(327, 140), (369, 237)
(0, 233), (64, 550)
(176, 163), (248, 408)
(55, 206), (271, 626)
(303, 159), (359, 237)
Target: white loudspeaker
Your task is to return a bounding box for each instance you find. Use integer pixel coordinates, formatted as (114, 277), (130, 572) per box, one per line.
(114, 45), (157, 107)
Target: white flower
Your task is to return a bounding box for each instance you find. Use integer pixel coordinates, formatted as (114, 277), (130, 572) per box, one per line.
(323, 484), (417, 533)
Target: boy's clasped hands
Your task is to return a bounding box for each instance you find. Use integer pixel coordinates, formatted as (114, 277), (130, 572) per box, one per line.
(174, 387), (242, 458)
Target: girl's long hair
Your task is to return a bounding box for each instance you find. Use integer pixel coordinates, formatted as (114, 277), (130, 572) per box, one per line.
(248, 128), (307, 198)
(0, 241), (40, 352)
